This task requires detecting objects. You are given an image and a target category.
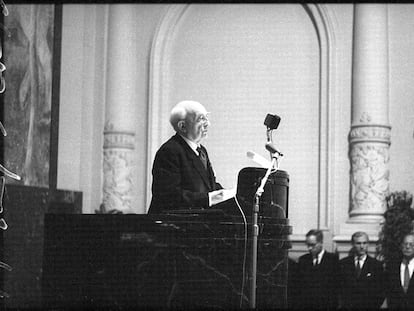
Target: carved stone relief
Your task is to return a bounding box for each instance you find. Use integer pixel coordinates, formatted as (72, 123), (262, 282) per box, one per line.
(350, 144), (389, 213)
(102, 130), (135, 212)
(349, 125), (391, 218)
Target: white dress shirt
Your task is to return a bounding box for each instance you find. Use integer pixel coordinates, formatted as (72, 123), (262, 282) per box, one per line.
(355, 254), (367, 268)
(313, 249), (325, 265)
(180, 135), (200, 155)
(400, 257), (414, 286)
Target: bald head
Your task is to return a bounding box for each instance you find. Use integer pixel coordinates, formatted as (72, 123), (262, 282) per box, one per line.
(169, 101), (206, 130)
(169, 100), (210, 143)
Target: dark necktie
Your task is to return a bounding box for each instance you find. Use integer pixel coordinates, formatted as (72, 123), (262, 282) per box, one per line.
(356, 259), (361, 278)
(197, 146), (208, 170)
(403, 260), (410, 293)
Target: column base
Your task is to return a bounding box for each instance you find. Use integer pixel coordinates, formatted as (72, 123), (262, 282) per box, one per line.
(339, 221), (382, 237)
(346, 213), (384, 223)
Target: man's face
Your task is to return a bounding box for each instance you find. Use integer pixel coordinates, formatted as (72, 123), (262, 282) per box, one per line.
(184, 107), (210, 144)
(306, 235), (323, 258)
(401, 234), (414, 260)
(352, 234), (369, 257)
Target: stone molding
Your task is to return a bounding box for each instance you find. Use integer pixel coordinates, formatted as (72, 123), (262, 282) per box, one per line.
(349, 124), (391, 145)
(103, 130), (135, 150)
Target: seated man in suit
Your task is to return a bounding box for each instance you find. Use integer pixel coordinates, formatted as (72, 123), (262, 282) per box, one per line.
(339, 231), (385, 309)
(148, 100), (234, 214)
(387, 232), (414, 310)
(296, 229), (339, 309)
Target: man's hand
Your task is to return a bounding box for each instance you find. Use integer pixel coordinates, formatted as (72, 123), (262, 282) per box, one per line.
(209, 189), (224, 206)
(209, 188), (236, 207)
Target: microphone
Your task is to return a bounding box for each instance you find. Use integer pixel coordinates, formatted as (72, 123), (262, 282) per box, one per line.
(264, 114), (281, 130)
(265, 142), (283, 157)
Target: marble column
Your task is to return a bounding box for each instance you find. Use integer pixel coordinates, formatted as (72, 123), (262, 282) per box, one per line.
(348, 4), (391, 223)
(102, 5), (137, 213)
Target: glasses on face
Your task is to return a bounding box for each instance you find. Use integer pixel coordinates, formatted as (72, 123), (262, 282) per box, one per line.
(402, 242), (414, 248)
(196, 114), (209, 123)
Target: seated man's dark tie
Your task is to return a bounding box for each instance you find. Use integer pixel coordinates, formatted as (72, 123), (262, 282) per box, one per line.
(197, 146), (208, 170)
(403, 259), (410, 293)
(356, 259), (361, 278)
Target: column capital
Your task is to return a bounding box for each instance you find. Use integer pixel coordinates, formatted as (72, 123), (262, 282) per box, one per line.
(349, 124), (391, 145)
(103, 130), (135, 150)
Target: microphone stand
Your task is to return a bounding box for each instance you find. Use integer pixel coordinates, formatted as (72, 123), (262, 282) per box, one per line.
(266, 128), (272, 146)
(249, 152), (278, 309)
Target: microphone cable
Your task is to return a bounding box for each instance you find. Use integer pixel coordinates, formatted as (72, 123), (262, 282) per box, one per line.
(234, 194), (248, 308)
(237, 156), (281, 307)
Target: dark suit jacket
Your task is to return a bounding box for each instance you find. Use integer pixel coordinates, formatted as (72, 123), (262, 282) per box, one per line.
(295, 251), (339, 310)
(387, 260), (414, 310)
(287, 258), (299, 309)
(339, 255), (385, 309)
(148, 134), (222, 214)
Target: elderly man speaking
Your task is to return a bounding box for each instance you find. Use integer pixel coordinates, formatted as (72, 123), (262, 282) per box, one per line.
(148, 100), (234, 214)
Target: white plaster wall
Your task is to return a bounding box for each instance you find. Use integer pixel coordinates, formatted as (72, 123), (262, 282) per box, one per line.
(388, 4), (414, 196)
(131, 5), (169, 213)
(58, 5), (107, 213)
(59, 5), (85, 192)
(324, 4), (354, 241)
(80, 5), (108, 214)
(58, 4), (166, 213)
(167, 4), (321, 235)
(57, 3), (414, 245)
